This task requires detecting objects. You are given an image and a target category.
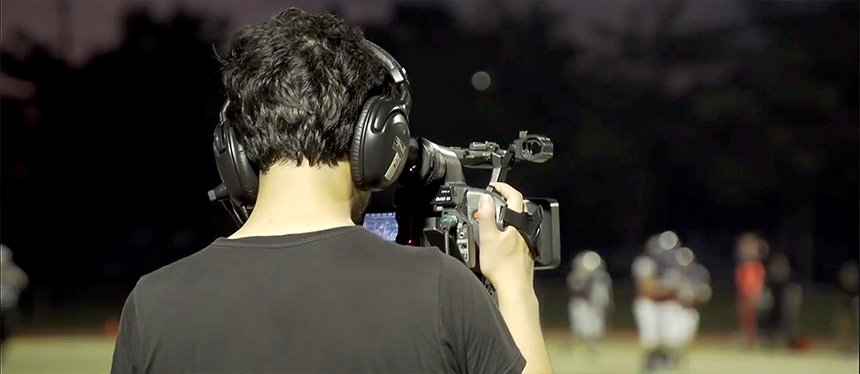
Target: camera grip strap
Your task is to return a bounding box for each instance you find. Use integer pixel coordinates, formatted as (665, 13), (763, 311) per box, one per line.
(500, 206), (542, 256)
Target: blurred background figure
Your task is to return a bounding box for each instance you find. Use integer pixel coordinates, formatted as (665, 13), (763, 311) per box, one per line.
(567, 250), (613, 356)
(735, 232), (768, 347)
(758, 253), (805, 350)
(631, 231), (682, 372)
(674, 247), (712, 364)
(834, 262), (859, 353)
(1, 244), (29, 351)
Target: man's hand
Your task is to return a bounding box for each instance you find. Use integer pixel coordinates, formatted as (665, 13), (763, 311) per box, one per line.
(475, 182), (553, 374)
(475, 182), (534, 294)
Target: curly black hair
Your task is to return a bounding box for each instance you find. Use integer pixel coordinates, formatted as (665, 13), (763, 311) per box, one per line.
(221, 8), (387, 172)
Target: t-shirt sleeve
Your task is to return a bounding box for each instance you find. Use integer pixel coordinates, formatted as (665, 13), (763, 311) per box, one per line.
(111, 290), (139, 374)
(437, 255), (526, 374)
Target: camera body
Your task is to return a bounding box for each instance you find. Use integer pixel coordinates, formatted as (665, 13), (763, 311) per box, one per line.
(422, 184), (561, 270)
(392, 132), (561, 272)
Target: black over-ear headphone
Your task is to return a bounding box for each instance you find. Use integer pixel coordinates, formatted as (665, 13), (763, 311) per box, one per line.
(208, 40), (412, 225)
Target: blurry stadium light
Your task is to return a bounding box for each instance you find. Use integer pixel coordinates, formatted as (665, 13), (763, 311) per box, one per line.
(471, 71), (491, 91)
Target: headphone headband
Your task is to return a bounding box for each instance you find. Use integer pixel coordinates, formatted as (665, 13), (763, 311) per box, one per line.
(362, 40), (406, 83)
(361, 40), (411, 115)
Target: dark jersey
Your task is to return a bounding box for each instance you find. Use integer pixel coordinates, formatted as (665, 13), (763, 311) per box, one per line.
(632, 252), (683, 301)
(678, 263), (710, 307)
(111, 226), (525, 374)
(686, 264), (710, 286)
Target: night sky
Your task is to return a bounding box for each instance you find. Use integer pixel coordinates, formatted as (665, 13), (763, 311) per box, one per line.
(1, 0), (747, 65)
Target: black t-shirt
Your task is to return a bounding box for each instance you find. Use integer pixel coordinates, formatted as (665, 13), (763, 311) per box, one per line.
(111, 226), (525, 373)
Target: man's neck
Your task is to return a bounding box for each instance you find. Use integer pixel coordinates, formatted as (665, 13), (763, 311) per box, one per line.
(229, 161), (356, 239)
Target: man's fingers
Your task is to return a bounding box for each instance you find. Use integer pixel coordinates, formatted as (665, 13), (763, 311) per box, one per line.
(489, 182), (524, 213)
(475, 194), (495, 221)
(475, 194), (498, 231)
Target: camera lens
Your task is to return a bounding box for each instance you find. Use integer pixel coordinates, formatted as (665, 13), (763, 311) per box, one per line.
(524, 140), (542, 155)
(520, 135), (553, 163)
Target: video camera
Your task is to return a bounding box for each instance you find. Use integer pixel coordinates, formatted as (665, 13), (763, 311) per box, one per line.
(209, 130), (561, 275)
(372, 131), (561, 272)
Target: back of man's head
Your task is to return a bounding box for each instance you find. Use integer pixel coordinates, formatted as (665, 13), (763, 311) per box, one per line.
(221, 8), (387, 173)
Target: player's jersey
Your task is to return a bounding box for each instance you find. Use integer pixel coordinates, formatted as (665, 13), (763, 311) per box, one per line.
(678, 263), (710, 307)
(736, 261), (765, 299)
(632, 251), (680, 279)
(633, 252), (682, 301)
(632, 255), (656, 280)
(568, 270), (612, 308)
(0, 245), (27, 311)
(686, 264), (710, 285)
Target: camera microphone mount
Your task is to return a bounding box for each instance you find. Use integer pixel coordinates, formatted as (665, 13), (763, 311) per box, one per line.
(395, 131), (560, 273)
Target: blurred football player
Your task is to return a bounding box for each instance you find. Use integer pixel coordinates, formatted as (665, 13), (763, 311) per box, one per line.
(1, 244), (29, 350)
(673, 247), (711, 364)
(759, 253), (803, 349)
(567, 250), (613, 355)
(834, 262), (859, 353)
(735, 232), (768, 347)
(632, 231), (682, 372)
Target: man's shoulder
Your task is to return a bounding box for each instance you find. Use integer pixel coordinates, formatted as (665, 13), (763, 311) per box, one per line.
(352, 230), (477, 290)
(434, 251), (487, 297)
(132, 243), (217, 298)
(353, 229), (448, 265)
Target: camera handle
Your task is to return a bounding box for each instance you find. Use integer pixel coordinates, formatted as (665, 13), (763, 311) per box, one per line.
(464, 187), (543, 259)
(488, 148), (514, 185)
(483, 136), (542, 254)
(486, 131), (550, 186)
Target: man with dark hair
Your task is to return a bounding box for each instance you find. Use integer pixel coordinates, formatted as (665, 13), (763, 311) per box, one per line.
(111, 8), (552, 374)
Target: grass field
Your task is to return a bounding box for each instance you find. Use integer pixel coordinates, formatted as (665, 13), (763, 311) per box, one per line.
(1, 331), (856, 374)
(3, 282), (856, 373)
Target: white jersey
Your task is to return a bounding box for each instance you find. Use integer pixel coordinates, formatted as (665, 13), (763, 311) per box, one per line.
(568, 270), (611, 340)
(632, 255), (657, 280)
(568, 270), (612, 309)
(633, 253), (685, 297)
(1, 245), (28, 310)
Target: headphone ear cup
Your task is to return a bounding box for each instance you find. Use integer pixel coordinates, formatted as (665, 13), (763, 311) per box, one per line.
(350, 96), (381, 187)
(213, 120), (259, 206)
(350, 96), (410, 191)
